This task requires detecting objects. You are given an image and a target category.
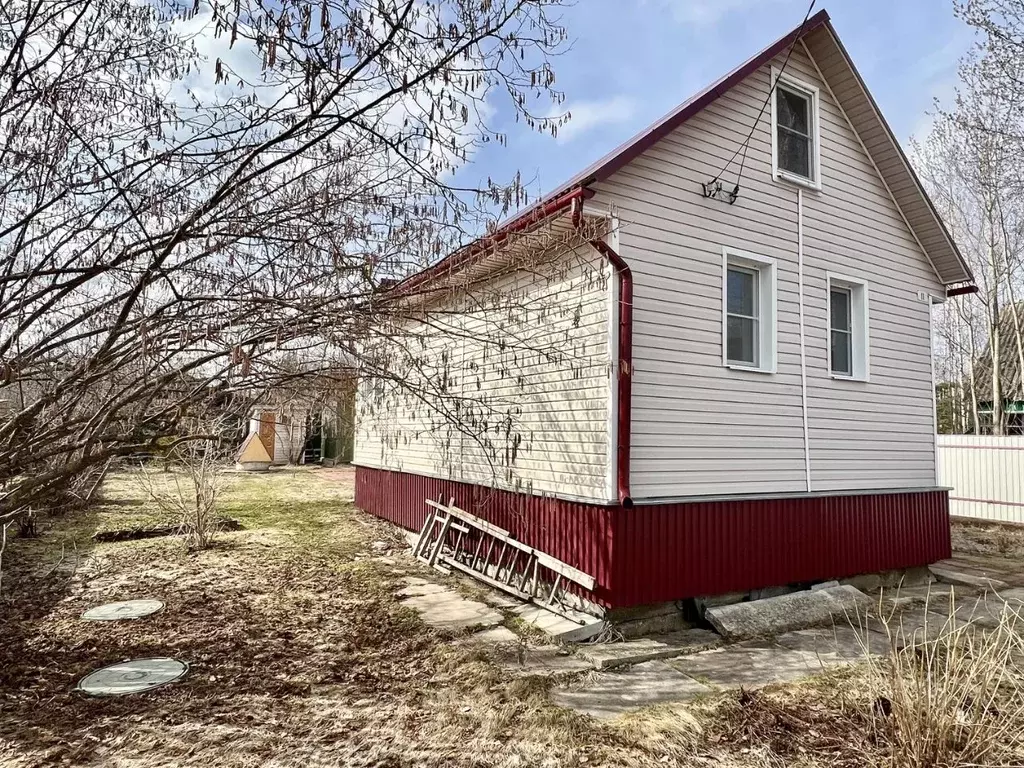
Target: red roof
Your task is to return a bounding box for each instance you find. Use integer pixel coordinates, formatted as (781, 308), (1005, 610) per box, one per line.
(398, 7), (973, 291)
(544, 9), (832, 200)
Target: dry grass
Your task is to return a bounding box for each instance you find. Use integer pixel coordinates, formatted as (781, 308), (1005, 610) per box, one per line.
(950, 518), (1024, 558)
(5, 469), (1024, 767)
(0, 467), (706, 768)
(856, 600), (1024, 767)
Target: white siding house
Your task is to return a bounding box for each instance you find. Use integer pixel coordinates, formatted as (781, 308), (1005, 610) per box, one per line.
(590, 44), (945, 499)
(354, 10), (975, 609)
(356, 227), (615, 501)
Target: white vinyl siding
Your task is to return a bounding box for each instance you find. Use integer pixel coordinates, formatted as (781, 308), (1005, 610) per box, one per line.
(589, 44), (942, 499)
(354, 248), (613, 502)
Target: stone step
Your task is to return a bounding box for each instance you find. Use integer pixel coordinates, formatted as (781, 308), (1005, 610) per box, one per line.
(510, 603), (607, 643)
(929, 565), (1008, 591)
(575, 628), (722, 670)
(705, 585), (871, 640)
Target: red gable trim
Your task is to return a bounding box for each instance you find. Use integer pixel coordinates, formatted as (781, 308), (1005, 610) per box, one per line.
(551, 9), (832, 194)
(390, 187), (592, 298)
(390, 11), (831, 297)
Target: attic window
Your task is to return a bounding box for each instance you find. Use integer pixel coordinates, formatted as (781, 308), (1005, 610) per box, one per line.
(771, 69), (820, 188)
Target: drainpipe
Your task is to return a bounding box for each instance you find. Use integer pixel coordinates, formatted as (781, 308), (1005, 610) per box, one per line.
(572, 195), (634, 508)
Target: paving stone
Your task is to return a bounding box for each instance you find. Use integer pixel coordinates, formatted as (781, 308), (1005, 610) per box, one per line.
(666, 640), (823, 689)
(774, 625), (890, 661)
(400, 589), (503, 630)
(950, 595), (1004, 629)
(705, 586), (871, 640)
(480, 592), (522, 611)
(883, 582), (962, 610)
(492, 643), (595, 677)
(462, 626), (520, 645)
(396, 582), (447, 597)
(577, 629), (722, 670)
(888, 606), (961, 648)
(551, 661), (711, 719)
(996, 587), (1024, 608)
(511, 603), (607, 642)
(930, 565), (1008, 591)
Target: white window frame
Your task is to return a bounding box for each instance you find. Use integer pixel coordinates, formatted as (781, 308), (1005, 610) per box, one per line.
(722, 247), (777, 374)
(770, 67), (822, 190)
(827, 272), (869, 382)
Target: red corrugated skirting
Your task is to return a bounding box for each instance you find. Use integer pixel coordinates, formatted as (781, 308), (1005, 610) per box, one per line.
(355, 466), (951, 609)
(355, 467), (616, 605)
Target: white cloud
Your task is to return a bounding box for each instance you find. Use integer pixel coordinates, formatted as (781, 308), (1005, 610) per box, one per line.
(551, 96), (637, 143)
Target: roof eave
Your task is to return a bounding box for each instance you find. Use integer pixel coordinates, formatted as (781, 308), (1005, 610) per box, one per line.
(808, 21), (974, 287)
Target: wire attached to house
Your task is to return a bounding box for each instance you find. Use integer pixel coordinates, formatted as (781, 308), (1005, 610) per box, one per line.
(701, 0), (817, 205)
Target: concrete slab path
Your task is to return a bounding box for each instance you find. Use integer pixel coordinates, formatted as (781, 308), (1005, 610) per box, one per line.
(576, 629), (721, 670)
(398, 584), (503, 631)
(551, 661), (712, 720)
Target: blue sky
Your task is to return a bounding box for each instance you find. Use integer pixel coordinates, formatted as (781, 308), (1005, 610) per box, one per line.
(474, 0), (975, 203)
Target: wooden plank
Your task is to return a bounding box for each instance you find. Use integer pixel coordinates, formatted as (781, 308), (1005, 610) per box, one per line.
(442, 557), (586, 626)
(532, 551), (596, 591)
(426, 499), (512, 538)
(412, 509), (436, 560)
(427, 513), (453, 570)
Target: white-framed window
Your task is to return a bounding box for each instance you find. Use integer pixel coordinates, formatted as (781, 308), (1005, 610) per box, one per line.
(827, 273), (869, 381)
(722, 247), (777, 374)
(770, 68), (821, 189)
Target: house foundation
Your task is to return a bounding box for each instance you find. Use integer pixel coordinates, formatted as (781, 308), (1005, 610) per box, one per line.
(355, 466), (952, 610)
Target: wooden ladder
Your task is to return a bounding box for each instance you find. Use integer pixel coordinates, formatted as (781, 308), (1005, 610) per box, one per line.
(413, 498), (596, 622)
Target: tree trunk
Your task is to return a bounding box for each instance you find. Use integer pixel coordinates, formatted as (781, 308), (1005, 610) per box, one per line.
(989, 207), (1005, 435)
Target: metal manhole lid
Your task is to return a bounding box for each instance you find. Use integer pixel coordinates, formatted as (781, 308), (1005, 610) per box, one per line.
(82, 599), (164, 621)
(77, 658), (188, 696)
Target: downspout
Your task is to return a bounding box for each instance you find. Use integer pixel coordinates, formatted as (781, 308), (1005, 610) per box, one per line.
(572, 195), (634, 508)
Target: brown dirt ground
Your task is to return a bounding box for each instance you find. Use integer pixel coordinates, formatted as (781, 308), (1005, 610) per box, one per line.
(0, 469), (1004, 767)
(942, 518), (1024, 586)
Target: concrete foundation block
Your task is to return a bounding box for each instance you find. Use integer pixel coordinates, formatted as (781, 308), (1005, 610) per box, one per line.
(893, 566), (935, 587)
(614, 612), (693, 640)
(577, 628), (722, 670)
(749, 585), (798, 601)
(605, 601), (681, 623)
(930, 565), (1008, 591)
(811, 580), (841, 592)
(841, 573), (882, 593)
(705, 586), (871, 640)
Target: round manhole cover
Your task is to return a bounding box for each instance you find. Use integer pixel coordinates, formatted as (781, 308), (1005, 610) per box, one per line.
(82, 600), (164, 621)
(77, 658), (188, 696)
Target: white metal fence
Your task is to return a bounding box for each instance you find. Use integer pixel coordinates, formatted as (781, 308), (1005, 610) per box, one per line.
(937, 435), (1024, 523)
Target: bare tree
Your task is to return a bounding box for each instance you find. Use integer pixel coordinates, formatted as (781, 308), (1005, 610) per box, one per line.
(915, 27), (1024, 434)
(136, 419), (229, 549)
(0, 0), (571, 522)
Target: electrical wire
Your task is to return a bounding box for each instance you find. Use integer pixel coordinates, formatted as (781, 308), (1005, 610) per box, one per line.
(706, 0), (817, 196)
